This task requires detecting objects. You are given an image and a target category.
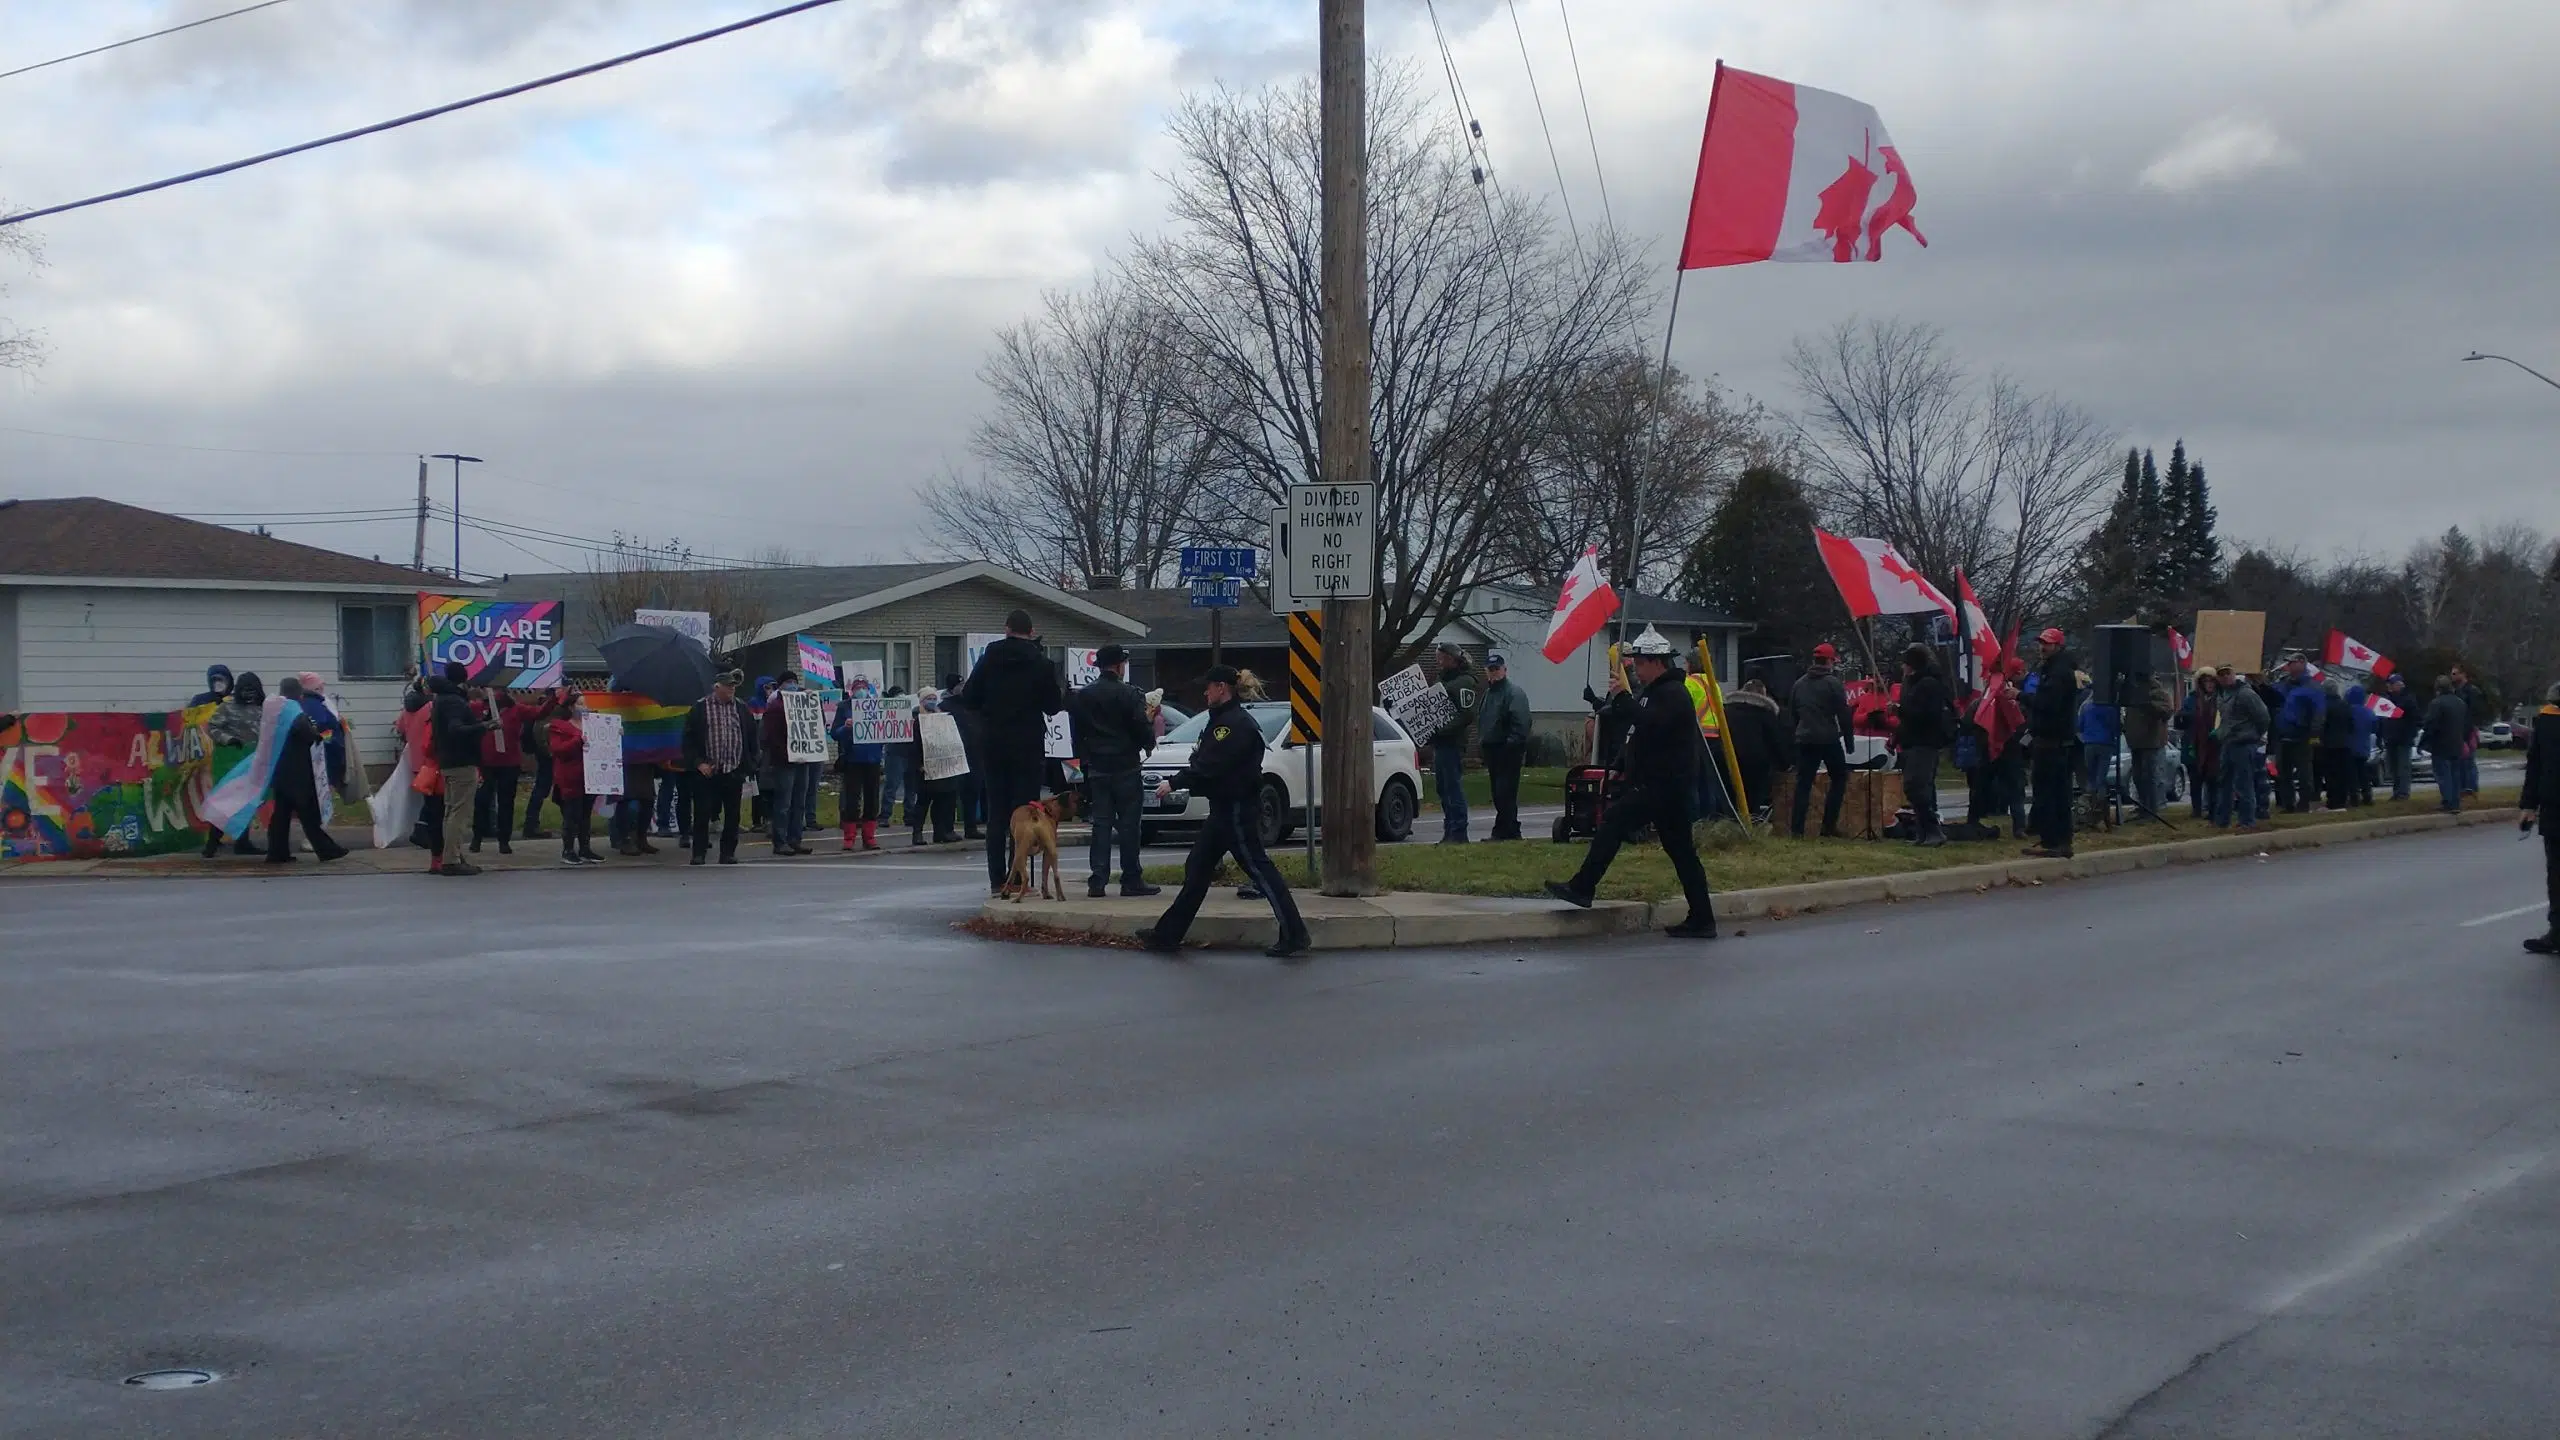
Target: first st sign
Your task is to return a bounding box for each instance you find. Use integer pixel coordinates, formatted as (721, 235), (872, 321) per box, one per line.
(1285, 483), (1374, 602)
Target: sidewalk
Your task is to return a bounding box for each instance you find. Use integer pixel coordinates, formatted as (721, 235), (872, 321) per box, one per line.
(0, 821), (991, 881)
(979, 807), (2525, 952)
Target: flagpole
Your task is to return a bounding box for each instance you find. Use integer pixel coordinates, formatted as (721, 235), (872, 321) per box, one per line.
(1630, 271), (1690, 588)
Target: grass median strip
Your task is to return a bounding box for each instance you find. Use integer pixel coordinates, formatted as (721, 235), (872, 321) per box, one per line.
(1149, 792), (2518, 903)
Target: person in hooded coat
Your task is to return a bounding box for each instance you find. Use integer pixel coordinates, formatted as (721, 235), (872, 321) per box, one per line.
(394, 682), (444, 868)
(191, 664), (235, 708)
(2318, 679), (2359, 811)
(1723, 678), (1791, 820)
(264, 675), (348, 863)
(2344, 682), (2379, 807)
(198, 670), (267, 857)
(1783, 643), (1855, 838)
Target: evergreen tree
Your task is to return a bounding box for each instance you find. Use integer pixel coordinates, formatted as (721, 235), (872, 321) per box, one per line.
(2156, 443), (2191, 598)
(2075, 448), (2148, 624)
(2177, 455), (2220, 594)
(1676, 465), (1836, 656)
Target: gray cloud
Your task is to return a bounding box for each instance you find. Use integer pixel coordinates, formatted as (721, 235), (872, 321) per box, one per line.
(1, 0), (2555, 578)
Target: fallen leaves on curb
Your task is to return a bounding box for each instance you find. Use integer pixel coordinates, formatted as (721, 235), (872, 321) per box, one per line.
(956, 916), (1143, 950)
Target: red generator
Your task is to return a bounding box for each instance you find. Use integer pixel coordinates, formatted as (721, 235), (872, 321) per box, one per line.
(1552, 765), (1622, 843)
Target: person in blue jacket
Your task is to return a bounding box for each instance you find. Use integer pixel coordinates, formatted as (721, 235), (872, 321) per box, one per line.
(830, 675), (887, 851)
(2345, 683), (2379, 806)
(2077, 687), (2120, 804)
(2272, 658), (2326, 813)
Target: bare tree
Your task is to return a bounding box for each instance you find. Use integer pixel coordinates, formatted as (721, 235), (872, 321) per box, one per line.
(1500, 352), (1779, 592)
(0, 211), (42, 374)
(1132, 68), (1649, 675)
(584, 537), (775, 660)
(929, 275), (1221, 588)
(1789, 318), (2117, 636)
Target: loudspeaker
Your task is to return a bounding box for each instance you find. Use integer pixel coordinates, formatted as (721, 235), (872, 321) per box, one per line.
(2089, 625), (2166, 705)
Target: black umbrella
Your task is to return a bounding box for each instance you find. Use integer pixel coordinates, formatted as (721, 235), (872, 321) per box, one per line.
(599, 623), (717, 706)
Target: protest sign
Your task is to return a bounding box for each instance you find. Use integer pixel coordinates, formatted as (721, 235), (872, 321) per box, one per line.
(2190, 611), (2268, 675)
(1045, 710), (1075, 760)
(794, 635), (840, 692)
(920, 711), (970, 780)
(842, 696), (915, 744)
(782, 689), (830, 763)
(582, 694), (686, 767)
(633, 608), (713, 653)
(1379, 664), (1455, 743)
(420, 595), (564, 689)
(964, 632), (1005, 678)
(844, 659), (886, 695)
(1067, 649), (1101, 688)
(582, 711), (626, 797)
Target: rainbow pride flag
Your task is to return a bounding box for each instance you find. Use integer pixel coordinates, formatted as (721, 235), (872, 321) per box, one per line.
(583, 693), (689, 769)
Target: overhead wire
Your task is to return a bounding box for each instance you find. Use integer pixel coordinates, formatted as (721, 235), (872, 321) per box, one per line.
(0, 0), (295, 84)
(1552, 0), (1616, 237)
(0, 0), (851, 227)
(1501, 0), (1581, 252)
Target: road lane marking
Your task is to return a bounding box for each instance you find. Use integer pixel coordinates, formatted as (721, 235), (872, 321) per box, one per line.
(2461, 902), (2545, 928)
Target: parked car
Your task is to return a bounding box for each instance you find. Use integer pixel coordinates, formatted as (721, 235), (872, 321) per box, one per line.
(1140, 702), (1424, 848)
(2104, 739), (2187, 806)
(2485, 721), (2515, 750)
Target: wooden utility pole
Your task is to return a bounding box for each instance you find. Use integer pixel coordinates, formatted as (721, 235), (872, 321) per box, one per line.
(411, 455), (429, 572)
(1317, 0), (1376, 896)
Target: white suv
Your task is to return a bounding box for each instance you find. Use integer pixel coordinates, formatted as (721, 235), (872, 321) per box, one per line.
(1141, 703), (1424, 848)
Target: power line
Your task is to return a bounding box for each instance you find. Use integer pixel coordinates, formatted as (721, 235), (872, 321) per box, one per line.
(0, 0), (851, 228)
(1553, 0), (1616, 236)
(0, 0), (295, 84)
(1502, 0), (1580, 251)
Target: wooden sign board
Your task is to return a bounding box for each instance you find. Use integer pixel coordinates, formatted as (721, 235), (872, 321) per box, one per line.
(2188, 611), (2268, 676)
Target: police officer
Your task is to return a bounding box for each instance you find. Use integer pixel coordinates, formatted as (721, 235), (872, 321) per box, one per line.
(1544, 627), (1718, 939)
(1138, 665), (1312, 959)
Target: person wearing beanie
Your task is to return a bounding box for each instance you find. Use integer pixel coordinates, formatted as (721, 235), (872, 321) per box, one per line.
(1138, 664), (1310, 959)
(428, 661), (495, 876)
(1782, 642), (1854, 838)
(2023, 627), (2081, 858)
(1478, 651), (1533, 841)
(683, 670), (759, 864)
(262, 675), (348, 865)
(832, 671), (888, 852)
(1069, 643), (1158, 897)
(954, 609), (1065, 895)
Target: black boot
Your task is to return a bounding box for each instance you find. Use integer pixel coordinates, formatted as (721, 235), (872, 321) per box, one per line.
(1265, 929), (1313, 960)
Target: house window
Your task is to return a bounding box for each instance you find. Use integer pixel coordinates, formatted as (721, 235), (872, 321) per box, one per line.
(933, 636), (963, 691)
(339, 603), (414, 679)
(836, 641), (912, 694)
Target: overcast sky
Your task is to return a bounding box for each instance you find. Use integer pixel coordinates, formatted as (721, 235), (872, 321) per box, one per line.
(0, 0), (2553, 579)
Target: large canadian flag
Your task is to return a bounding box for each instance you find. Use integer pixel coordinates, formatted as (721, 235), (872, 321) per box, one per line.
(1541, 545), (1622, 663)
(1954, 569), (2001, 681)
(2323, 630), (2396, 678)
(1681, 64), (1927, 269)
(1813, 528), (1956, 623)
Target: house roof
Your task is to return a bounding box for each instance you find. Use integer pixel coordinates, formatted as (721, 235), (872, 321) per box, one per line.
(0, 496), (466, 593)
(1469, 583), (1750, 633)
(494, 560), (1151, 672)
(1072, 586), (1294, 648)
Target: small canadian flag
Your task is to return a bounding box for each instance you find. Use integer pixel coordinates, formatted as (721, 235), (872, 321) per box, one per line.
(2323, 630), (2396, 678)
(2169, 627), (2193, 671)
(1542, 546), (1622, 664)
(2366, 693), (2404, 720)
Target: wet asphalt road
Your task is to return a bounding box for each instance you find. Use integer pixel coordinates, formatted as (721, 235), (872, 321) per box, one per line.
(6, 823), (2559, 1437)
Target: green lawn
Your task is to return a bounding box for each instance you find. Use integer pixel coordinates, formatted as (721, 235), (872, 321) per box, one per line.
(1418, 766), (1571, 812)
(1151, 791), (2516, 902)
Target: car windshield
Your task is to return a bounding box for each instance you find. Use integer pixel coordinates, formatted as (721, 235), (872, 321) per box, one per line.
(1164, 703), (1290, 745)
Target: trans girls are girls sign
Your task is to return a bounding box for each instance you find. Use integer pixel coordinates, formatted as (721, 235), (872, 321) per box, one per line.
(420, 595), (564, 690)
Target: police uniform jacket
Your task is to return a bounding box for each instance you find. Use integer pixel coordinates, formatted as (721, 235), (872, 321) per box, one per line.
(1170, 699), (1267, 804)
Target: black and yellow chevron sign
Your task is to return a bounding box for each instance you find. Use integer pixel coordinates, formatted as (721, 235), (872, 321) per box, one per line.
(1288, 611), (1322, 743)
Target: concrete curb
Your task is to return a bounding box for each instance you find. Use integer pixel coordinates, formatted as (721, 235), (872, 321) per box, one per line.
(979, 807), (2523, 951)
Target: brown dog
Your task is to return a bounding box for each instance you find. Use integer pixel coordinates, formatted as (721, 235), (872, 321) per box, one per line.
(1002, 791), (1078, 901)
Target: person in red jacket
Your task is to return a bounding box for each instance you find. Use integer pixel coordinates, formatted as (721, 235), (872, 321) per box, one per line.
(470, 687), (527, 855)
(546, 689), (601, 866)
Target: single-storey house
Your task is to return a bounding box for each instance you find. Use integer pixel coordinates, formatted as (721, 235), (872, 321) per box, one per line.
(0, 496), (481, 756)
(494, 560), (1148, 695)
(1454, 585), (1754, 760)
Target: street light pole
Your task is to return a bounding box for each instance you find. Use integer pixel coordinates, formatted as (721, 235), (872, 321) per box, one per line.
(429, 453), (482, 578)
(1318, 0), (1376, 896)
(2463, 351), (2560, 393)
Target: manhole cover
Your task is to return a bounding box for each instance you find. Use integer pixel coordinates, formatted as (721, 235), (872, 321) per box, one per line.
(123, 1369), (216, 1390)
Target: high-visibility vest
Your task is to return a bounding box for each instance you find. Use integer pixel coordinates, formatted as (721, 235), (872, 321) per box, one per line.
(1684, 674), (1723, 741)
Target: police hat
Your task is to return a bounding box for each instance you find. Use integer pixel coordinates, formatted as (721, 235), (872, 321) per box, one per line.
(1202, 664), (1241, 687)
(1096, 643), (1130, 667)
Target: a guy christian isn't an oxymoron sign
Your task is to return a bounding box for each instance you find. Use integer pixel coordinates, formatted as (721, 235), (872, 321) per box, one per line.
(419, 595), (565, 690)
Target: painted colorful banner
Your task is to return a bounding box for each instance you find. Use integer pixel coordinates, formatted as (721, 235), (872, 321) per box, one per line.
(794, 635), (840, 692)
(581, 693), (688, 769)
(421, 594), (565, 690)
(1, 706), (248, 861)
